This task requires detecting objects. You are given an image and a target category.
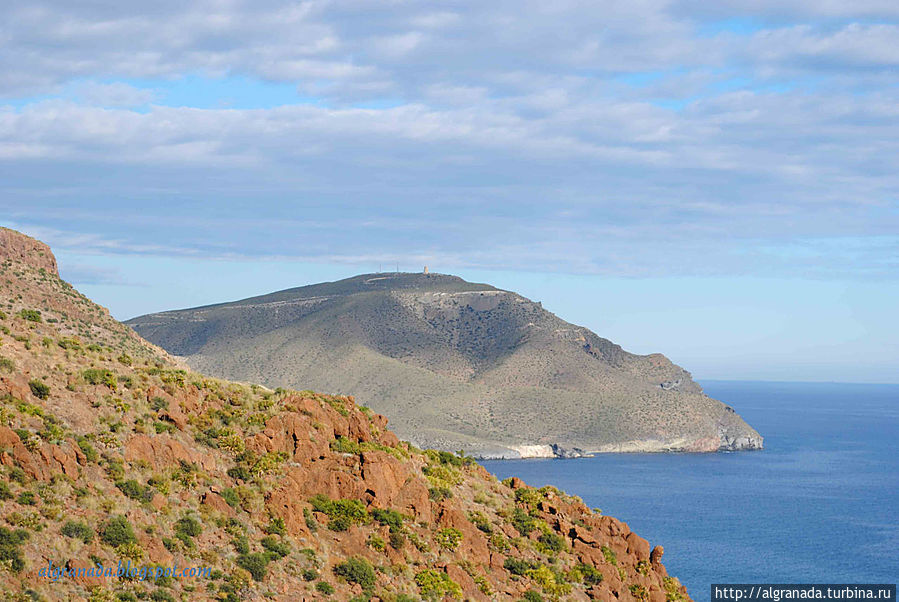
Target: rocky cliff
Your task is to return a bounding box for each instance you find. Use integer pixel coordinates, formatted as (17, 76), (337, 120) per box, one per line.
(0, 227), (58, 276)
(128, 273), (762, 458)
(0, 228), (691, 600)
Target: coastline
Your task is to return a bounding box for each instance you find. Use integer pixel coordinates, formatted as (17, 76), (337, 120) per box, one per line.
(473, 435), (764, 460)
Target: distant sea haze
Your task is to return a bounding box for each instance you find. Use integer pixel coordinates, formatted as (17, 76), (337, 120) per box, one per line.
(483, 381), (899, 600)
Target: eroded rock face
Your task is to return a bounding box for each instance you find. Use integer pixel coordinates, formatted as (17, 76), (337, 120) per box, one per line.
(0, 227), (58, 276)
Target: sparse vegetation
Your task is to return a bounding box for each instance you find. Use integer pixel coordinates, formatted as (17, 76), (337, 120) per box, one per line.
(0, 527), (30, 572)
(237, 552), (270, 581)
(100, 515), (137, 547)
(333, 557), (375, 589)
(82, 368), (117, 389)
(415, 569), (462, 600)
(309, 495), (370, 531)
(28, 380), (49, 400)
(18, 309), (41, 323)
(435, 527), (463, 550)
(61, 521), (94, 543)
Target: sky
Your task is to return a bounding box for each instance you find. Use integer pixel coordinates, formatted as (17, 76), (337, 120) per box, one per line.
(1, 0), (897, 383)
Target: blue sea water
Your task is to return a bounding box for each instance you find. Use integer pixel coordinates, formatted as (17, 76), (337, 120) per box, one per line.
(481, 381), (899, 600)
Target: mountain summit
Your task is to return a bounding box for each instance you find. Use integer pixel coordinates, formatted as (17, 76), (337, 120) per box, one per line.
(129, 272), (762, 457)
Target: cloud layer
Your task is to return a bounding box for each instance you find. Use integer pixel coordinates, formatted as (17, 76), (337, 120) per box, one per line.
(1, 0), (896, 278)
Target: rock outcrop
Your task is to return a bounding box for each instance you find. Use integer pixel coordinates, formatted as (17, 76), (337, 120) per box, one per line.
(0, 227), (58, 276)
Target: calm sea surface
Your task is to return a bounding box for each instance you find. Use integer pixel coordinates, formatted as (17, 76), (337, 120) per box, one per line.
(481, 381), (899, 600)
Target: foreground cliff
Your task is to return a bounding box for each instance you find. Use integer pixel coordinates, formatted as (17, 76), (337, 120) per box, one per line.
(129, 273), (762, 458)
(0, 227), (690, 600)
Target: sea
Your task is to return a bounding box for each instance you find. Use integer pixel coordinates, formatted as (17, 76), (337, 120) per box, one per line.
(481, 381), (899, 601)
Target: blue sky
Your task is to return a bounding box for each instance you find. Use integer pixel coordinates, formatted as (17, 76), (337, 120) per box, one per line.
(1, 0), (897, 383)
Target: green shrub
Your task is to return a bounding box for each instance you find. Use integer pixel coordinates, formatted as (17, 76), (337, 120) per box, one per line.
(389, 531), (406, 550)
(117, 353), (133, 366)
(237, 552), (270, 581)
(415, 569), (462, 600)
(227, 465), (251, 481)
(221, 488), (240, 508)
(57, 338), (81, 350)
(28, 380), (49, 400)
(503, 557), (537, 576)
(330, 436), (360, 454)
(149, 590), (175, 602)
(489, 533), (510, 552)
(526, 564), (572, 596)
(601, 545), (617, 566)
(303, 507), (318, 532)
(510, 507), (537, 535)
(309, 495), (370, 531)
(435, 527), (463, 551)
(61, 521), (94, 543)
(371, 508), (404, 532)
(76, 437), (99, 463)
(302, 568), (318, 581)
(104, 458), (125, 481)
(265, 516), (286, 536)
(0, 357), (14, 372)
(663, 577), (688, 601)
(521, 591), (544, 602)
(315, 581), (335, 595)
(424, 449), (471, 467)
(0, 526), (30, 572)
(428, 487), (452, 501)
(333, 557), (375, 589)
(116, 480), (153, 502)
(150, 397), (168, 411)
(174, 516), (202, 546)
(153, 421), (175, 434)
(8, 466), (26, 484)
(576, 562), (603, 585)
(100, 515), (137, 547)
(630, 584), (649, 600)
(82, 369), (116, 389)
(468, 510), (493, 534)
(514, 487), (544, 509)
(0, 482), (12, 501)
(260, 536), (290, 559)
(16, 491), (36, 505)
(18, 309), (41, 323)
(231, 535), (249, 554)
(537, 531), (565, 553)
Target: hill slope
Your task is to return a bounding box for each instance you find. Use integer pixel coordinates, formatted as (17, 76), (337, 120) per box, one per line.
(0, 227), (691, 600)
(129, 273), (762, 457)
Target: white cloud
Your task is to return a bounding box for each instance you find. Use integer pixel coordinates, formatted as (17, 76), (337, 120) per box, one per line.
(75, 82), (156, 107)
(0, 0), (896, 279)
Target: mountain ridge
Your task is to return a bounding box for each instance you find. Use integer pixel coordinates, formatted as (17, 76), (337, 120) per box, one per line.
(128, 272), (762, 458)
